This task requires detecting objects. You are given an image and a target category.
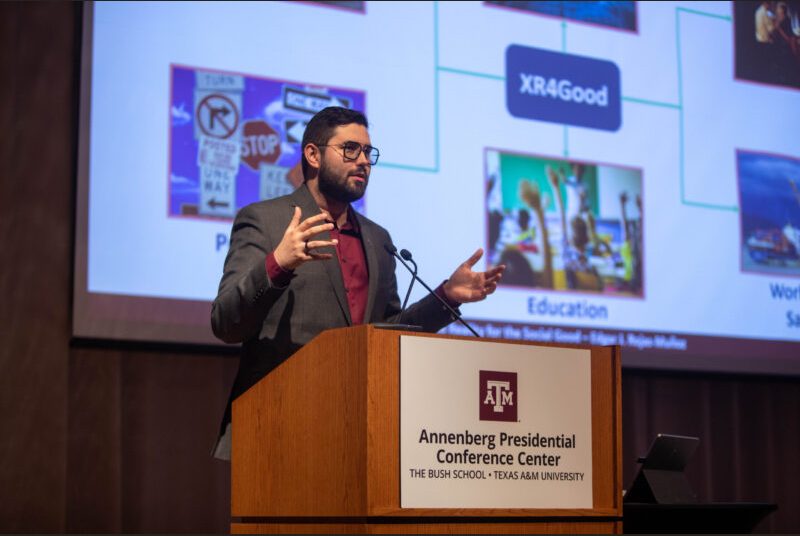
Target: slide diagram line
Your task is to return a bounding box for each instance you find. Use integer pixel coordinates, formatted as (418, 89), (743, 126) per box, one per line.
(438, 66), (505, 81)
(678, 6), (732, 22)
(676, 6), (686, 206)
(562, 21), (569, 157)
(379, 2), (442, 173)
(676, 6), (738, 212)
(621, 96), (681, 109)
(434, 0), (440, 173)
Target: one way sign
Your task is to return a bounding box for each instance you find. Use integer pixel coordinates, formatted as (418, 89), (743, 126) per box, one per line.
(199, 166), (236, 217)
(284, 120), (308, 144)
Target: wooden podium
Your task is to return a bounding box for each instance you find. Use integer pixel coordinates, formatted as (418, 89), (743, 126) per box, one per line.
(231, 325), (622, 534)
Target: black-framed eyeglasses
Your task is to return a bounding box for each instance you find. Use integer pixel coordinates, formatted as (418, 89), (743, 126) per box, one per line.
(318, 141), (380, 165)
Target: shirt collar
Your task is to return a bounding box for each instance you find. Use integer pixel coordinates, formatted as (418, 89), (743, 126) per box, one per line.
(339, 205), (361, 234)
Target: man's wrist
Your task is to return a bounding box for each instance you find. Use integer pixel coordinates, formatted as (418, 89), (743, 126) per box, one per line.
(436, 280), (461, 308)
(266, 252), (294, 288)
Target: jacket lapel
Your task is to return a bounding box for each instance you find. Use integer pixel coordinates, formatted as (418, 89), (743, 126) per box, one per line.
(291, 184), (352, 325)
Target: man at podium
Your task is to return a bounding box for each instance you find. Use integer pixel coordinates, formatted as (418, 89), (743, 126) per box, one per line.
(211, 106), (505, 460)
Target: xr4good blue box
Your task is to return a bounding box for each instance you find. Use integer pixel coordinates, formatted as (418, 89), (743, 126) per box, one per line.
(506, 45), (621, 131)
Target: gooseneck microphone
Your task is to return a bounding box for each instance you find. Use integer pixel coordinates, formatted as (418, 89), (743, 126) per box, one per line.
(398, 248), (417, 324)
(384, 244), (481, 338)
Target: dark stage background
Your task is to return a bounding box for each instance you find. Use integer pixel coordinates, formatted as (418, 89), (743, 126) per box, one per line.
(0, 3), (797, 532)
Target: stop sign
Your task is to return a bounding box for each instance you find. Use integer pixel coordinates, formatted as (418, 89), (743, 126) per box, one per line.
(241, 120), (281, 170)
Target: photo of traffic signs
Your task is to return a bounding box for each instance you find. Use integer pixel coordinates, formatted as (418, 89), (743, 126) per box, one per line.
(169, 65), (366, 219)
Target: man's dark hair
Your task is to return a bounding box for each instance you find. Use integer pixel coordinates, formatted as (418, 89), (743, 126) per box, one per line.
(301, 106), (368, 180)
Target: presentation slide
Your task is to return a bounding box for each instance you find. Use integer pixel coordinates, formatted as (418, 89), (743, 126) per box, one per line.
(74, 1), (800, 372)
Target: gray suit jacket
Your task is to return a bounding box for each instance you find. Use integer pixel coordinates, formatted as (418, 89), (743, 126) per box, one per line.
(211, 184), (456, 458)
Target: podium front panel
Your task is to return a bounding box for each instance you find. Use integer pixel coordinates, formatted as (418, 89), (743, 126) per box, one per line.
(399, 335), (593, 509)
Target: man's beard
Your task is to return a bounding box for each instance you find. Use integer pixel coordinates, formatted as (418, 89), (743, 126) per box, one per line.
(317, 162), (367, 204)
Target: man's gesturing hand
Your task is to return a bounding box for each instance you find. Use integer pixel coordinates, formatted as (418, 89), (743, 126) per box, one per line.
(273, 207), (338, 271)
(443, 248), (505, 304)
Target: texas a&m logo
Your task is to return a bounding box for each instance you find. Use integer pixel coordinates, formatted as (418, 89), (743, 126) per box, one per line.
(479, 370), (517, 422)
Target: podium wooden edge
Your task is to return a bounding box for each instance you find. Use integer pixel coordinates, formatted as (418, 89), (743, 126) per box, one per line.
(232, 519), (623, 534)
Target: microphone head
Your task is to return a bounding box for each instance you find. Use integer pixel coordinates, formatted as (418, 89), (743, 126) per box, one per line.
(400, 249), (413, 261)
(383, 243), (398, 255)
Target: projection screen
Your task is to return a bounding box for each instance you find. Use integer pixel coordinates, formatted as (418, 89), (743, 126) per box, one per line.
(74, 1), (800, 374)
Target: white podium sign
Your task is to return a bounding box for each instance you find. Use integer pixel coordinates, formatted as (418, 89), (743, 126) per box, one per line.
(400, 336), (593, 509)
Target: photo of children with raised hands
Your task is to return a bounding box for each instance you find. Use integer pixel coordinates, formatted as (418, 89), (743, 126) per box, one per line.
(486, 149), (644, 297)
